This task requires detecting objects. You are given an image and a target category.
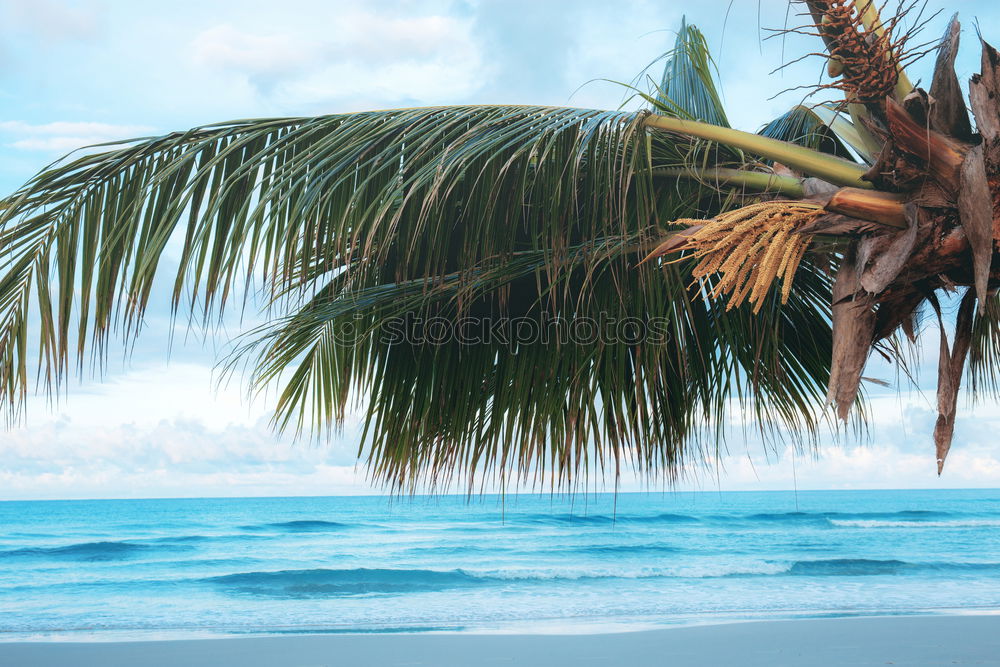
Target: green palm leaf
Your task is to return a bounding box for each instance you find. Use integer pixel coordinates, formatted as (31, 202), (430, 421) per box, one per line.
(759, 104), (865, 161)
(0, 106), (648, 394)
(652, 18), (730, 127)
(0, 23), (841, 490)
(226, 240), (832, 489)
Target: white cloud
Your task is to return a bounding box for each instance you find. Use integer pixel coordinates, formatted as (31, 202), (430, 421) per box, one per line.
(3, 356), (998, 500)
(192, 25), (316, 83)
(0, 361), (372, 499)
(189, 11), (482, 103)
(0, 120), (154, 153)
(0, 121), (152, 136)
(3, 0), (104, 43)
(0, 413), (374, 499)
(699, 388), (1000, 492)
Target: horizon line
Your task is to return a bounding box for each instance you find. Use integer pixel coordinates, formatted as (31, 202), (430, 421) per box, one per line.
(3, 487), (998, 503)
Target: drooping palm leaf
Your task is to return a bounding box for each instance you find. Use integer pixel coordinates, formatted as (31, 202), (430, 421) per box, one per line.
(0, 12), (867, 490)
(0, 99), (835, 489)
(969, 296), (1000, 399)
(0, 107), (647, 394)
(225, 232), (833, 489)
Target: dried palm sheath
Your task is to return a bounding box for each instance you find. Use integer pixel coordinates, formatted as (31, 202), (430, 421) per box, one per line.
(826, 246), (876, 422)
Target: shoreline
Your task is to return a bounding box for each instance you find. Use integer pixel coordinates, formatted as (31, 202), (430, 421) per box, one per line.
(2, 615), (999, 666)
(4, 607), (999, 643)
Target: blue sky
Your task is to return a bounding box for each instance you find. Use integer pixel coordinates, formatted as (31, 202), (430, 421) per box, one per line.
(2, 0), (1000, 500)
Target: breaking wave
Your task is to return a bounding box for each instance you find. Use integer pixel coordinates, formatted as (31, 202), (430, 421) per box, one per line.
(206, 568), (484, 597)
(1, 541), (157, 561)
(239, 520), (351, 533)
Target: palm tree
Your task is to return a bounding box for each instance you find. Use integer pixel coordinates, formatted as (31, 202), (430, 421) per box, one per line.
(1, 1), (996, 490)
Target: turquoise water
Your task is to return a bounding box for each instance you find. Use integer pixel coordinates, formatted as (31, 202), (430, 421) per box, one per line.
(2, 490), (1000, 640)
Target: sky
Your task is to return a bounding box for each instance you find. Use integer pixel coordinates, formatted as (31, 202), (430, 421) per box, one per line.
(2, 0), (1000, 500)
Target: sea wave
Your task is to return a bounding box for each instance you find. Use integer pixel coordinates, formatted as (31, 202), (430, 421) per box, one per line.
(526, 514), (622, 525)
(145, 534), (213, 543)
(516, 509), (973, 527)
(0, 540), (182, 562)
(200, 566), (724, 597)
(238, 520), (351, 533)
(787, 558), (910, 575)
(481, 559), (1000, 581)
(207, 557), (1000, 599)
(545, 543), (684, 556)
(400, 543), (681, 557)
(831, 519), (1000, 529)
(401, 545), (500, 556)
(523, 512), (700, 525)
(205, 568), (483, 597)
(15, 554), (1000, 602)
(785, 558), (1000, 576)
(648, 513), (703, 524)
(739, 510), (959, 525)
(745, 512), (817, 522)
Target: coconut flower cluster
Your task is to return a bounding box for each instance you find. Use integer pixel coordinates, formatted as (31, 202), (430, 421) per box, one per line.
(819, 0), (899, 103)
(654, 201), (823, 313)
(790, 0), (937, 107)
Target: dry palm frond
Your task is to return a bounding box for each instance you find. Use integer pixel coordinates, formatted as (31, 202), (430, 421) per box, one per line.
(664, 201), (824, 313)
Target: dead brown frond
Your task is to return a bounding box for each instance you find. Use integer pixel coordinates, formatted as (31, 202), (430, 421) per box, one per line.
(663, 201), (824, 313)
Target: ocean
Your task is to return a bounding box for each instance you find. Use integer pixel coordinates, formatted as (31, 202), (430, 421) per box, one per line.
(2, 489), (999, 641)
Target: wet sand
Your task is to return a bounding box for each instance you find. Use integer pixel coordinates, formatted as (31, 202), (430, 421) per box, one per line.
(2, 614), (999, 666)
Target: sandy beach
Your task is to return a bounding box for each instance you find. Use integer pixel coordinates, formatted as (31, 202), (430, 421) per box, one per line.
(2, 615), (999, 667)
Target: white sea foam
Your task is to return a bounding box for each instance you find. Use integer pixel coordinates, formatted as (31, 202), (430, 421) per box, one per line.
(831, 519), (1000, 529)
(472, 561), (788, 580)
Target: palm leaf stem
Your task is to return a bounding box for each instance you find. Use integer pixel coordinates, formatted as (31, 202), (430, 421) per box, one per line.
(825, 187), (907, 228)
(652, 167), (805, 198)
(642, 113), (873, 189)
(845, 102), (885, 158)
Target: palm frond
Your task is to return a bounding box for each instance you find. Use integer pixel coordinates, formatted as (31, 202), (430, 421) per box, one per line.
(970, 296), (1000, 399)
(0, 105), (653, 408)
(226, 237), (834, 490)
(652, 18), (730, 127)
(758, 104), (867, 162)
(0, 94), (837, 490)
